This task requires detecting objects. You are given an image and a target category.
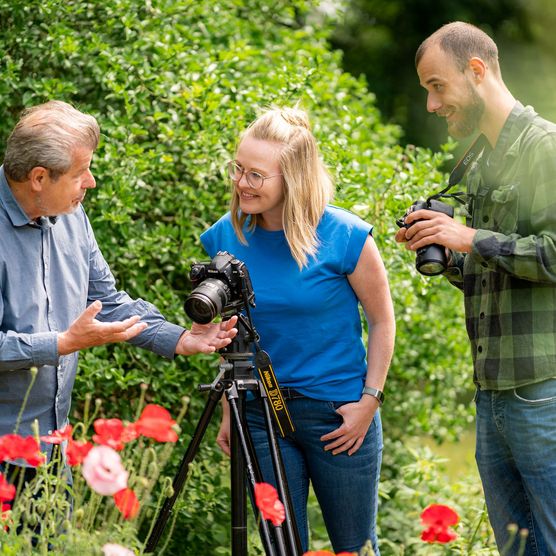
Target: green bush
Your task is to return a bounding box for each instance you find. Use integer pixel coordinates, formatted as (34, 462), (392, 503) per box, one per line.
(0, 0), (485, 552)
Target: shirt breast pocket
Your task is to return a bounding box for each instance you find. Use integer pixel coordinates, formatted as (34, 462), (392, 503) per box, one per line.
(489, 184), (519, 234)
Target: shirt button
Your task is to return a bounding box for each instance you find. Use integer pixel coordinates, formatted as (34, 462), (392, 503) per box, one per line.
(478, 346), (483, 353)
(480, 312), (485, 319)
(482, 279), (487, 287)
(482, 215), (489, 223)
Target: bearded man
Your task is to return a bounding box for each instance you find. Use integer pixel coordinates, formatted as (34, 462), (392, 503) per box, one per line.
(396, 22), (556, 555)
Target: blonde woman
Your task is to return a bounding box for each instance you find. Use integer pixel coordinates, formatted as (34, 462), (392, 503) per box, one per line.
(201, 107), (395, 554)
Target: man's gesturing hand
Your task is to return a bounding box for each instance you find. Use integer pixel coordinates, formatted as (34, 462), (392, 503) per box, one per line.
(176, 315), (238, 355)
(58, 300), (148, 356)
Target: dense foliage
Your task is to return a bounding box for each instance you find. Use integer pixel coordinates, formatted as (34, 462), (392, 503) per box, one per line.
(0, 0), (485, 552)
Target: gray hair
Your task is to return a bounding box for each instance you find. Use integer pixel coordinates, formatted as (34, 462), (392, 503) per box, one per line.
(3, 100), (100, 181)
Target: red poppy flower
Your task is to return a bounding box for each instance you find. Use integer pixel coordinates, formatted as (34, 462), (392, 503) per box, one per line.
(134, 405), (178, 443)
(420, 504), (459, 543)
(66, 439), (93, 466)
(0, 434), (45, 467)
(40, 424), (73, 444)
(113, 488), (140, 519)
(254, 482), (285, 526)
(0, 474), (15, 504)
(93, 419), (137, 451)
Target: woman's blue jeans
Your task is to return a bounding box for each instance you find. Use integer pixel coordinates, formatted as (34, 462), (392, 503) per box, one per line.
(475, 379), (556, 555)
(246, 394), (383, 554)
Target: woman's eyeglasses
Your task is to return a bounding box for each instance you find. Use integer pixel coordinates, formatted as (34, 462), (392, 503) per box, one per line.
(227, 160), (282, 190)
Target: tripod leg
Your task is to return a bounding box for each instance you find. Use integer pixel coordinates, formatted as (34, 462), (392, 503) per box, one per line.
(145, 385), (224, 553)
(227, 385), (280, 556)
(230, 391), (248, 555)
(260, 395), (303, 556)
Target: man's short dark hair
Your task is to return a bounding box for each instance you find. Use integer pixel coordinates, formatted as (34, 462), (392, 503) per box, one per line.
(416, 21), (499, 74)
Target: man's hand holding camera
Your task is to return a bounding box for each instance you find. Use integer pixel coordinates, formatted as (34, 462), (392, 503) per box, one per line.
(395, 208), (477, 254)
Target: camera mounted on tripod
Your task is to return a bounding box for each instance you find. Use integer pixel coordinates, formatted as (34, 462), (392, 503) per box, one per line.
(147, 251), (300, 555)
(184, 251), (255, 324)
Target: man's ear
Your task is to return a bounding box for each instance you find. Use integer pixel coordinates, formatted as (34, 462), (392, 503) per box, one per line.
(28, 167), (49, 191)
(468, 57), (487, 83)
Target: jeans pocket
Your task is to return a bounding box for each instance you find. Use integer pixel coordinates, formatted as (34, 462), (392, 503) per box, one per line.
(513, 378), (556, 404)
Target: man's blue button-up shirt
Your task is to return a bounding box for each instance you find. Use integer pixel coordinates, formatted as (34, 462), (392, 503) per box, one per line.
(0, 166), (185, 447)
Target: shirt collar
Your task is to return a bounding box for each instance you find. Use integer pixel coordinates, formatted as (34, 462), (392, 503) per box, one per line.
(487, 101), (537, 168)
(0, 166), (57, 228)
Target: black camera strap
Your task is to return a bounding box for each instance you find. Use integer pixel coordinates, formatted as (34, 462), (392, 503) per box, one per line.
(254, 350), (295, 436)
(428, 133), (489, 203)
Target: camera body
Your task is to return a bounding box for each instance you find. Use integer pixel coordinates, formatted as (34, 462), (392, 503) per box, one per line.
(398, 199), (454, 276)
(184, 251), (255, 324)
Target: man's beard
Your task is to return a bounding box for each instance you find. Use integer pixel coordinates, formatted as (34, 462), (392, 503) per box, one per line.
(447, 82), (485, 139)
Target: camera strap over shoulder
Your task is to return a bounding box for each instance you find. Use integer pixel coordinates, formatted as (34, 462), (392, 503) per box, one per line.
(428, 133), (489, 203)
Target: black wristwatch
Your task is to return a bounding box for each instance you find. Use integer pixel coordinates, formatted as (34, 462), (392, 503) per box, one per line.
(362, 386), (384, 406)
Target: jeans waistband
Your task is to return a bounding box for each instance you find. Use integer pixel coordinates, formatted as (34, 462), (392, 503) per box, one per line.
(279, 387), (305, 400)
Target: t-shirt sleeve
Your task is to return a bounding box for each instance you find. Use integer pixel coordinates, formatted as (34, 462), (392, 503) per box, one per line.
(200, 227), (216, 258)
(201, 213), (231, 258)
(341, 213), (373, 274)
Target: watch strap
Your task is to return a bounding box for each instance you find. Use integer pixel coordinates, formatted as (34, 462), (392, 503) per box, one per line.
(362, 386), (384, 406)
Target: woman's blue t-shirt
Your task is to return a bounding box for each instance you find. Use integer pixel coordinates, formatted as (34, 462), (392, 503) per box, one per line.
(200, 205), (373, 401)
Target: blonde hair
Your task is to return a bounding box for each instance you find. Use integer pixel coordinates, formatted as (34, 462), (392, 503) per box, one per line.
(230, 107), (334, 268)
(4, 100), (100, 181)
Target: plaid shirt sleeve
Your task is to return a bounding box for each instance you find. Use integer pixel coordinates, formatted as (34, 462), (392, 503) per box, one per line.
(444, 250), (465, 290)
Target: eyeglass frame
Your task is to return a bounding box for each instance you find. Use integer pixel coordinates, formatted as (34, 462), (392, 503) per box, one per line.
(227, 160), (283, 190)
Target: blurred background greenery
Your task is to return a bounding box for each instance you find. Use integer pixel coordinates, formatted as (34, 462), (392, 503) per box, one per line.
(331, 0), (556, 157)
(2, 0), (548, 553)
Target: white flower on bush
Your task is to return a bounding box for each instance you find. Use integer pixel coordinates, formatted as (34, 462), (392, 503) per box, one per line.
(102, 543), (135, 556)
(82, 445), (128, 495)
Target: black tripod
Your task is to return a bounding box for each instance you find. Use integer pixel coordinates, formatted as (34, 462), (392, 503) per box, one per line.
(145, 313), (302, 555)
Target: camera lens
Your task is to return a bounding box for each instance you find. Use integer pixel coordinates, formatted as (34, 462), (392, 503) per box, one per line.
(415, 245), (447, 276)
(184, 278), (230, 324)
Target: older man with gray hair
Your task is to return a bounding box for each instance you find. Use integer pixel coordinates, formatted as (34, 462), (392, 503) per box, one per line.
(0, 100), (237, 464)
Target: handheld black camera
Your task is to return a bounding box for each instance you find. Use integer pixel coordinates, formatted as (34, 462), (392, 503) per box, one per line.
(397, 199), (454, 276)
(184, 251), (255, 324)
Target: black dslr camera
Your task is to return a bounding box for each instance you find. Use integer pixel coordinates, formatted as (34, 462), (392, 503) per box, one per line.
(397, 199), (454, 276)
(184, 251), (255, 324)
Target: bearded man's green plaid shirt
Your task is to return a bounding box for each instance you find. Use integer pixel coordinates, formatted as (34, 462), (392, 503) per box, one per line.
(443, 102), (556, 390)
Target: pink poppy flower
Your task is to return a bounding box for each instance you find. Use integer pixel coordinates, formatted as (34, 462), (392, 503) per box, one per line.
(82, 445), (128, 496)
(102, 543), (135, 556)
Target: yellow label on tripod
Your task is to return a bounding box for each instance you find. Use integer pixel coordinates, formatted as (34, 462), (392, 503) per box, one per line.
(255, 350), (295, 436)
